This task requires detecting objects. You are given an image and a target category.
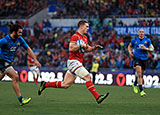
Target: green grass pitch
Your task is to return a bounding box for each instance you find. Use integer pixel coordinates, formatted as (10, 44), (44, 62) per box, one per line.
(0, 82), (160, 115)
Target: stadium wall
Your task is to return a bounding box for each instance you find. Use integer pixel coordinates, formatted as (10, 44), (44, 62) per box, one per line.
(2, 69), (160, 88)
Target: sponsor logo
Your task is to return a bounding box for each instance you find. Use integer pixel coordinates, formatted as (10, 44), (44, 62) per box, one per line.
(2, 70), (160, 88)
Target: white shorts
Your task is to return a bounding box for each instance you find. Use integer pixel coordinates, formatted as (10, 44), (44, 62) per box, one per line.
(29, 66), (40, 75)
(67, 60), (89, 78)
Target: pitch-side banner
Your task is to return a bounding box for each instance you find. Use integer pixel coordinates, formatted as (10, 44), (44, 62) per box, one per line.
(2, 69), (160, 88)
(114, 26), (160, 36)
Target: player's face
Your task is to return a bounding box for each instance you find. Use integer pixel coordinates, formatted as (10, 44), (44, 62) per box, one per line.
(17, 29), (23, 37)
(13, 28), (23, 39)
(82, 23), (89, 34)
(138, 29), (144, 39)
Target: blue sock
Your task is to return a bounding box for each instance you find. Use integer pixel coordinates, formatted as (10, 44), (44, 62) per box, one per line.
(138, 85), (143, 92)
(18, 96), (23, 103)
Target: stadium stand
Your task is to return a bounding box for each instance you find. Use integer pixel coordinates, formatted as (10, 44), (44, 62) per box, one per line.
(0, 0), (47, 18)
(48, 0), (160, 18)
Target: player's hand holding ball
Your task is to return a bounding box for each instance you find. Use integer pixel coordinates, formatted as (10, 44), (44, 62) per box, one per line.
(77, 39), (86, 53)
(35, 60), (41, 67)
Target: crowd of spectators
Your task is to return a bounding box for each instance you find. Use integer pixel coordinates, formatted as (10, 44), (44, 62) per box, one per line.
(117, 18), (160, 26)
(50, 0), (160, 24)
(1, 20), (159, 71)
(0, 0), (47, 18)
(0, 0), (159, 22)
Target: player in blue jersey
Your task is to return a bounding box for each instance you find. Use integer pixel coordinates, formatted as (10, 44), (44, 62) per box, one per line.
(128, 29), (154, 97)
(0, 24), (41, 105)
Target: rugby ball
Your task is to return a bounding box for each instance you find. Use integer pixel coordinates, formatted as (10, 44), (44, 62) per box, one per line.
(77, 39), (85, 53)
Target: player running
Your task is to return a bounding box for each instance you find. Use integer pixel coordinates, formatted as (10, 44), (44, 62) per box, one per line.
(128, 29), (154, 97)
(0, 24), (41, 105)
(38, 20), (109, 104)
(27, 55), (40, 86)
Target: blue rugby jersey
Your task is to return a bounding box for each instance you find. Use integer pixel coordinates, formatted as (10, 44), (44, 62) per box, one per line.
(131, 36), (152, 60)
(0, 35), (29, 62)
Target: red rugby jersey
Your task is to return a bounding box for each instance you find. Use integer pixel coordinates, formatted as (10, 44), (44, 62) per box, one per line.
(69, 32), (88, 63)
(27, 56), (37, 67)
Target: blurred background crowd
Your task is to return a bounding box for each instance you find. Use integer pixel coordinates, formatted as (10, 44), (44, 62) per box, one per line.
(0, 0), (160, 71)
(0, 0), (47, 18)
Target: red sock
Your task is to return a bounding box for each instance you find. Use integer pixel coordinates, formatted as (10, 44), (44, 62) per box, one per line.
(33, 78), (37, 84)
(45, 81), (62, 88)
(35, 78), (38, 84)
(86, 80), (100, 99)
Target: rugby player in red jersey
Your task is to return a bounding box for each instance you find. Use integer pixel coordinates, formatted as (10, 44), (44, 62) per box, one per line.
(27, 55), (40, 86)
(38, 20), (109, 104)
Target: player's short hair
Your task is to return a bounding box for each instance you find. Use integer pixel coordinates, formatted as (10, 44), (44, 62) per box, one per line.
(78, 20), (88, 28)
(8, 24), (22, 33)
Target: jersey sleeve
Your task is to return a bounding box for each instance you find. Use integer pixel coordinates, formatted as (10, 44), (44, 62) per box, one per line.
(19, 37), (29, 49)
(70, 34), (79, 42)
(0, 38), (7, 47)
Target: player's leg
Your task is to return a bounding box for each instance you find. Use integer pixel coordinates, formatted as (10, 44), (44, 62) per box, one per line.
(82, 73), (109, 104)
(38, 71), (76, 95)
(32, 70), (38, 86)
(134, 69), (138, 86)
(132, 67), (138, 93)
(45, 71), (75, 88)
(75, 66), (109, 104)
(135, 65), (145, 96)
(36, 68), (40, 84)
(0, 71), (5, 81)
(0, 63), (6, 81)
(31, 71), (36, 85)
(140, 63), (147, 96)
(30, 66), (39, 86)
(6, 66), (31, 105)
(6, 67), (21, 97)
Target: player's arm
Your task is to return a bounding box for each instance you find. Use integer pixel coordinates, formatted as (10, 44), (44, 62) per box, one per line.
(20, 37), (41, 67)
(27, 47), (41, 67)
(141, 44), (154, 52)
(0, 38), (7, 47)
(148, 44), (154, 52)
(128, 43), (134, 57)
(85, 44), (103, 52)
(69, 41), (82, 52)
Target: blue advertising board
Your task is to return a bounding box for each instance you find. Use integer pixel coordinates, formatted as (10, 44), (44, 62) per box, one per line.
(114, 26), (160, 36)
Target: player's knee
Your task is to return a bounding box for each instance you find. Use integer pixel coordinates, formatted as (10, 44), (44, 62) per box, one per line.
(137, 71), (142, 77)
(83, 74), (91, 81)
(12, 74), (19, 82)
